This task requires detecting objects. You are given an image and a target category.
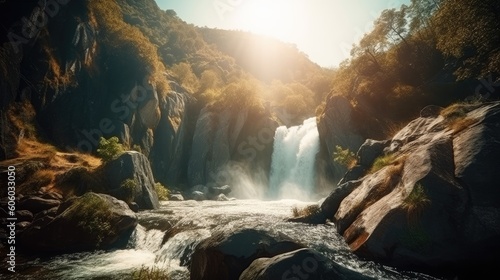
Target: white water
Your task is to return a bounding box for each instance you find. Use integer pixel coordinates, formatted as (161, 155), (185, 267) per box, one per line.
(15, 200), (437, 280)
(269, 117), (320, 200)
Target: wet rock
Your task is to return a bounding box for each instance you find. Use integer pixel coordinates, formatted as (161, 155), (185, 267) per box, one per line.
(168, 194), (184, 201)
(240, 248), (374, 280)
(190, 228), (304, 280)
(19, 193), (137, 253)
(216, 194), (229, 201)
(209, 185), (232, 196)
(191, 191), (206, 201)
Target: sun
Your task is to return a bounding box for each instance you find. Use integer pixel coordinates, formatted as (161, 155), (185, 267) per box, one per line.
(231, 0), (300, 39)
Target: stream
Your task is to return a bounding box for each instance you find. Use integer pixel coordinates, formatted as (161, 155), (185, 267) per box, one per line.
(13, 199), (439, 280)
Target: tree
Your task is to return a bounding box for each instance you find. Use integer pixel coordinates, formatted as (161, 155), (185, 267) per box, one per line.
(434, 0), (500, 79)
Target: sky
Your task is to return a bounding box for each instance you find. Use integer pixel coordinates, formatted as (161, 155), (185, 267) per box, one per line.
(155, 0), (410, 68)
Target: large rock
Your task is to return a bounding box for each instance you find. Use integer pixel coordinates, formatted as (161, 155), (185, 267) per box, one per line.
(240, 248), (373, 280)
(151, 89), (196, 187)
(190, 228), (305, 280)
(320, 102), (500, 273)
(187, 105), (278, 188)
(317, 96), (365, 182)
(19, 193), (137, 253)
(103, 151), (159, 209)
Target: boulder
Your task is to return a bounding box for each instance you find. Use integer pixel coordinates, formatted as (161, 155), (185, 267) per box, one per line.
(168, 194), (184, 201)
(150, 90), (195, 187)
(317, 96), (365, 182)
(240, 248), (373, 280)
(356, 139), (390, 168)
(103, 151), (159, 209)
(209, 185), (232, 196)
(216, 194), (230, 201)
(190, 228), (305, 280)
(191, 191), (206, 201)
(19, 193), (137, 253)
(325, 102), (500, 273)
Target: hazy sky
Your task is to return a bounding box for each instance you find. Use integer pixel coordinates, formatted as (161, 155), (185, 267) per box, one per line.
(155, 0), (410, 68)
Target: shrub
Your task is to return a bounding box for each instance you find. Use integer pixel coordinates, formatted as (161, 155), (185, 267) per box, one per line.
(120, 178), (137, 204)
(132, 265), (170, 280)
(154, 182), (169, 201)
(402, 183), (430, 210)
(97, 137), (124, 162)
(369, 153), (398, 174)
(402, 183), (430, 227)
(70, 193), (114, 247)
(333, 145), (357, 168)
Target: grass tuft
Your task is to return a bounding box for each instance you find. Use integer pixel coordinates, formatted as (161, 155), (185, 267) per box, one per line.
(292, 204), (320, 218)
(132, 266), (170, 280)
(154, 182), (169, 201)
(369, 153), (398, 174)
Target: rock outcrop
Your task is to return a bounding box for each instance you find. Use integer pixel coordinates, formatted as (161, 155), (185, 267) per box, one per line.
(19, 192), (137, 253)
(103, 151), (159, 209)
(319, 102), (500, 273)
(317, 96), (365, 182)
(189, 228), (304, 280)
(188, 106), (278, 188)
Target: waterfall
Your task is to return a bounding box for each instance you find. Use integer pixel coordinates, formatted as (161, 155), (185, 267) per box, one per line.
(269, 117), (320, 200)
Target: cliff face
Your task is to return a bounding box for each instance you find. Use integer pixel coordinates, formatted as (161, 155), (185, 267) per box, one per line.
(0, 0), (279, 190)
(319, 102), (500, 274)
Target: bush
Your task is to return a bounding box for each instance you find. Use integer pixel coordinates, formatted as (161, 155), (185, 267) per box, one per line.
(402, 183), (430, 210)
(333, 145), (357, 168)
(70, 193), (113, 247)
(120, 178), (137, 204)
(154, 182), (169, 201)
(97, 137), (124, 162)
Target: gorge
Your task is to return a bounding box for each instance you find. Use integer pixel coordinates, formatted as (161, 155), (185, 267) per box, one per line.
(1, 0), (500, 279)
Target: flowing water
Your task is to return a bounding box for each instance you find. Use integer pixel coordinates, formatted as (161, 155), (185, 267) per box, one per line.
(14, 200), (438, 280)
(269, 117), (320, 200)
(12, 119), (439, 279)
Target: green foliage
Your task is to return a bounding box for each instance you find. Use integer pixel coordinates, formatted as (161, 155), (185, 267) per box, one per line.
(132, 266), (170, 280)
(369, 153), (397, 174)
(97, 137), (124, 162)
(70, 193), (113, 247)
(333, 146), (357, 168)
(120, 178), (137, 204)
(154, 182), (169, 201)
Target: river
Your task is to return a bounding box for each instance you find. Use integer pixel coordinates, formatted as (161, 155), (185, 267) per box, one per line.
(13, 199), (439, 280)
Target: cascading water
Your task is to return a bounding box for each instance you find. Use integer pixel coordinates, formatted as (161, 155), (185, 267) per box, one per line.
(269, 117), (320, 200)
